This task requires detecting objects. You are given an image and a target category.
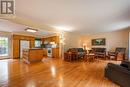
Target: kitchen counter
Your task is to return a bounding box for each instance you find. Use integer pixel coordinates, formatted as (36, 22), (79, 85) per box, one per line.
(22, 48), (44, 64)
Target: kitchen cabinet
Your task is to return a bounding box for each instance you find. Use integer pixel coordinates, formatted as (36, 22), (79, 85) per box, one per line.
(13, 35), (35, 59)
(13, 39), (20, 59)
(42, 36), (59, 44)
(43, 49), (47, 56)
(52, 48), (59, 58)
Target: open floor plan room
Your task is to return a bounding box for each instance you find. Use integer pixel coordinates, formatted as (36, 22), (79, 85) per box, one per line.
(0, 0), (130, 87)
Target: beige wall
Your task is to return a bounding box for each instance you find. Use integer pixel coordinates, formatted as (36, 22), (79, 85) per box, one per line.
(64, 32), (81, 51)
(128, 29), (130, 61)
(80, 28), (129, 58)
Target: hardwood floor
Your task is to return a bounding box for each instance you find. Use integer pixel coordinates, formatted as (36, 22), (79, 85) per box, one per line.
(0, 58), (120, 87)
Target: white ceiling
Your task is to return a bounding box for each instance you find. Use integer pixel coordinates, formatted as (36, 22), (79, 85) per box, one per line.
(15, 0), (130, 34)
(0, 19), (55, 37)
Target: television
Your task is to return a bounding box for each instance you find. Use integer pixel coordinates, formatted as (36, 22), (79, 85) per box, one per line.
(92, 38), (106, 46)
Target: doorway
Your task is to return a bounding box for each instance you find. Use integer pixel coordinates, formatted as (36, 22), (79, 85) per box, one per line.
(20, 40), (30, 58)
(0, 37), (9, 58)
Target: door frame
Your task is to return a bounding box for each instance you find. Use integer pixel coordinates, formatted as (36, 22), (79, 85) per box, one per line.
(0, 36), (10, 59)
(19, 40), (30, 58)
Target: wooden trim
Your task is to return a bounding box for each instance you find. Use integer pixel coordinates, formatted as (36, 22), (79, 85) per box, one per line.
(13, 35), (35, 59)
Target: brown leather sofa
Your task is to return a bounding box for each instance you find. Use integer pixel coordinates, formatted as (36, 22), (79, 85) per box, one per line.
(64, 48), (85, 61)
(67, 48), (85, 58)
(105, 60), (130, 87)
(91, 48), (106, 58)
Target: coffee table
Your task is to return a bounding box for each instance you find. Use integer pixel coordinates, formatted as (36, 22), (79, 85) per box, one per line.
(84, 53), (95, 62)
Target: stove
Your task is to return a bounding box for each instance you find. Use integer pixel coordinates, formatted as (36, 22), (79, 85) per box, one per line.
(47, 48), (52, 57)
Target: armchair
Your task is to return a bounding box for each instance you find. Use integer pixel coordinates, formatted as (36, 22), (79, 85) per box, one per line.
(108, 47), (126, 60)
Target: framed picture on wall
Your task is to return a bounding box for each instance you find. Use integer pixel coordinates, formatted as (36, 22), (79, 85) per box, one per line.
(92, 38), (106, 46)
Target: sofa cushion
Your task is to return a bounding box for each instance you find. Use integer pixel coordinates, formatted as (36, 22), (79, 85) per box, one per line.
(128, 63), (130, 70)
(120, 64), (128, 68)
(77, 48), (84, 52)
(121, 64), (128, 68)
(92, 48), (106, 53)
(120, 60), (129, 68)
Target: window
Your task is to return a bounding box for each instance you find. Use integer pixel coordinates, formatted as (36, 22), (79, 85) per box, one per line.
(35, 39), (41, 47)
(0, 37), (8, 56)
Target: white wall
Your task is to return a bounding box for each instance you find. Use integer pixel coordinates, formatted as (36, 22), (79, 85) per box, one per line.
(80, 28), (129, 58)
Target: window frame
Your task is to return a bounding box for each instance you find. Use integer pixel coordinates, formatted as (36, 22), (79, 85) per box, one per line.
(35, 39), (42, 48)
(0, 36), (9, 58)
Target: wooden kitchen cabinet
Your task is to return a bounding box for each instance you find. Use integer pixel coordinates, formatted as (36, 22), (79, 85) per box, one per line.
(52, 48), (59, 58)
(43, 49), (47, 56)
(42, 36), (59, 44)
(30, 40), (35, 48)
(13, 35), (35, 59)
(13, 39), (20, 59)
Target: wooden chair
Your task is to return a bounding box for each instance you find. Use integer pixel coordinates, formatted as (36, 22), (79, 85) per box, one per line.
(64, 52), (78, 62)
(108, 47), (126, 61)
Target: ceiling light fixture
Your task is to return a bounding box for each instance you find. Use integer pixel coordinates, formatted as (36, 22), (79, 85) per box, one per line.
(52, 25), (73, 32)
(25, 28), (38, 33)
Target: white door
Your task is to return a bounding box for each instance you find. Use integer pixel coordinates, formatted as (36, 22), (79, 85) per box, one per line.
(20, 40), (30, 58)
